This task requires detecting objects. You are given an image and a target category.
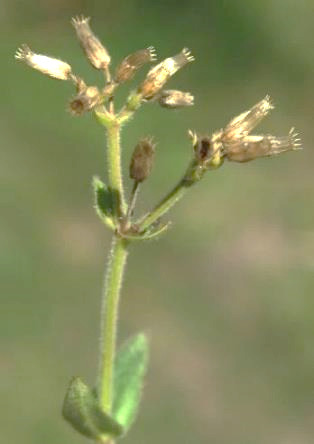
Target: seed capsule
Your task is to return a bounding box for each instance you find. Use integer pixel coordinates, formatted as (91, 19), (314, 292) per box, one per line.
(15, 44), (72, 80)
(130, 138), (155, 182)
(224, 128), (302, 162)
(158, 90), (194, 108)
(193, 136), (211, 162)
(71, 16), (111, 70)
(223, 95), (274, 142)
(115, 47), (157, 84)
(69, 85), (101, 116)
(138, 48), (194, 100)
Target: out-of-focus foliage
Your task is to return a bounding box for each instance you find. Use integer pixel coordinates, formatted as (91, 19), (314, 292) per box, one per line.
(1, 1), (313, 444)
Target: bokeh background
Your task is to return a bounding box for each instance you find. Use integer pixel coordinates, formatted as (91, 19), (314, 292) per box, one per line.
(1, 1), (314, 443)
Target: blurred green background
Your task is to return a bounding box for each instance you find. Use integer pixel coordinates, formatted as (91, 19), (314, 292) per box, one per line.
(2, 1), (314, 443)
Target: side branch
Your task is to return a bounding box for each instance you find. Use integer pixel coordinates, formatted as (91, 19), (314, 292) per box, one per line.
(138, 179), (188, 232)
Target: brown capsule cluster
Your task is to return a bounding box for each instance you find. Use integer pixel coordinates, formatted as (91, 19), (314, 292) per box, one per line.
(115, 47), (157, 84)
(138, 48), (194, 100)
(211, 96), (302, 163)
(15, 17), (112, 116)
(130, 138), (155, 182)
(71, 16), (111, 70)
(15, 17), (197, 119)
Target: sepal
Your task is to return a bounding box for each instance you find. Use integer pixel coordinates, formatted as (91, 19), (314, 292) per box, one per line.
(92, 176), (115, 230)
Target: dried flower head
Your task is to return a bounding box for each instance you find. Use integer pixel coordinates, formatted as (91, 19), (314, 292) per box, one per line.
(71, 16), (111, 70)
(158, 90), (194, 108)
(15, 44), (72, 80)
(69, 85), (101, 116)
(223, 95), (274, 142)
(138, 48), (194, 100)
(130, 138), (156, 182)
(115, 47), (157, 84)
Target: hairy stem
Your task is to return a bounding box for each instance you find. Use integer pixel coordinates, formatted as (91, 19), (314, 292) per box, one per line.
(98, 112), (129, 416)
(98, 235), (129, 413)
(106, 123), (126, 215)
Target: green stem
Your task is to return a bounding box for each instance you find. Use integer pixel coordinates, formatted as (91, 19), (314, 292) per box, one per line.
(98, 235), (129, 413)
(117, 91), (143, 125)
(138, 156), (222, 232)
(106, 123), (126, 215)
(139, 178), (189, 232)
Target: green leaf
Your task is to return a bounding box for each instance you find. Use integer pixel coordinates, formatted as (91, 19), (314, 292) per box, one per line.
(92, 176), (115, 230)
(63, 376), (124, 441)
(113, 333), (149, 430)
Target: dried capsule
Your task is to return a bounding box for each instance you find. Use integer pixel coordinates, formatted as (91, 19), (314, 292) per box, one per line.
(158, 90), (194, 108)
(115, 47), (157, 84)
(15, 44), (72, 80)
(193, 133), (224, 168)
(71, 16), (111, 70)
(194, 136), (212, 162)
(224, 128), (302, 162)
(138, 48), (194, 100)
(223, 95), (274, 142)
(69, 85), (101, 116)
(130, 138), (155, 182)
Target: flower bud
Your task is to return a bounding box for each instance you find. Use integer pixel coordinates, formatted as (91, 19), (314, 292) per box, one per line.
(130, 138), (155, 182)
(223, 95), (274, 142)
(138, 48), (194, 100)
(15, 44), (72, 80)
(224, 128), (302, 162)
(71, 16), (111, 70)
(158, 90), (194, 108)
(115, 47), (157, 84)
(69, 85), (101, 116)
